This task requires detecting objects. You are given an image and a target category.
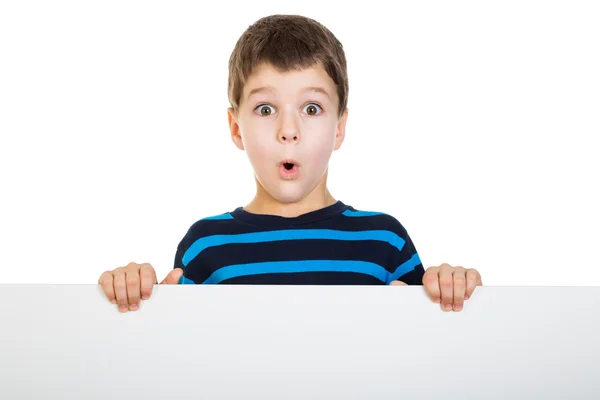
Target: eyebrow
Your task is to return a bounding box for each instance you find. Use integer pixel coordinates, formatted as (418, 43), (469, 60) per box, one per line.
(247, 86), (331, 99)
(247, 86), (274, 98)
(304, 86), (331, 99)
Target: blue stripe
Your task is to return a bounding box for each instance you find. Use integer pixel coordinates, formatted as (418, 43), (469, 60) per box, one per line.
(178, 275), (196, 284)
(182, 229), (406, 266)
(202, 213), (233, 220)
(388, 253), (422, 282)
(201, 260), (390, 284)
(342, 209), (383, 217)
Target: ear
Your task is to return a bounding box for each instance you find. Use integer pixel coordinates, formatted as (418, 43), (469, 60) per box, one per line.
(227, 107), (244, 151)
(333, 108), (348, 151)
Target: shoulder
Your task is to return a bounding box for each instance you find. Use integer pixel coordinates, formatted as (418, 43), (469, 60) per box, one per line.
(175, 210), (238, 249)
(342, 204), (424, 283)
(186, 210), (234, 229)
(173, 210), (239, 266)
(180, 210), (235, 238)
(341, 205), (410, 237)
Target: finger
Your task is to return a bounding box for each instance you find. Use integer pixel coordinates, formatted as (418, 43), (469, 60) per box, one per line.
(98, 271), (116, 304)
(438, 264), (454, 311)
(422, 266), (440, 303)
(125, 268), (141, 311)
(465, 269), (482, 300)
(139, 263), (157, 300)
(452, 266), (467, 311)
(390, 280), (408, 286)
(112, 268), (128, 312)
(161, 268), (184, 284)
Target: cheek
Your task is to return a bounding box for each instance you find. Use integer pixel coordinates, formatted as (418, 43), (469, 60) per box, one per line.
(312, 141), (335, 163)
(304, 121), (338, 161)
(239, 128), (274, 167)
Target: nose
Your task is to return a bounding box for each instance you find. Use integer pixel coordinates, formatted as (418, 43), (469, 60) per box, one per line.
(277, 111), (300, 144)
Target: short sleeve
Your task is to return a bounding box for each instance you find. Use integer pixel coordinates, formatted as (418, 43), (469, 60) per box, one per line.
(172, 228), (194, 284)
(387, 230), (425, 285)
(380, 216), (425, 285)
(173, 240), (185, 271)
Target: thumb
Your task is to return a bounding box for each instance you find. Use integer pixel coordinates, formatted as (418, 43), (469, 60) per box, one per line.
(390, 280), (408, 286)
(160, 268), (183, 284)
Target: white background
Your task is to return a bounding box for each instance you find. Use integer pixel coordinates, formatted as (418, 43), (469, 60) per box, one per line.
(0, 1), (598, 286)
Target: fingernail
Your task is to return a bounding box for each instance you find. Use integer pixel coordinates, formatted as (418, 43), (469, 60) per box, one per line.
(435, 298), (441, 303)
(111, 299), (117, 304)
(130, 304), (138, 311)
(119, 305), (128, 312)
(142, 295), (149, 300)
(443, 304), (452, 311)
(465, 295), (469, 300)
(454, 305), (463, 311)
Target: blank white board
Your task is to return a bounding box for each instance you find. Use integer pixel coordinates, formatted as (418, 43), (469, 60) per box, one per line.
(0, 284), (599, 399)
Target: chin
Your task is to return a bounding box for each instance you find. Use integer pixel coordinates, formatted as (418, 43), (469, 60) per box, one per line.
(260, 180), (314, 204)
(269, 189), (308, 204)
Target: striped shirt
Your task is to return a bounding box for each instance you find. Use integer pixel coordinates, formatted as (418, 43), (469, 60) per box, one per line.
(174, 201), (425, 285)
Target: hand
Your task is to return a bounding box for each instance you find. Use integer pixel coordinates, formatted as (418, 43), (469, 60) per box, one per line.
(98, 263), (183, 313)
(422, 263), (482, 311)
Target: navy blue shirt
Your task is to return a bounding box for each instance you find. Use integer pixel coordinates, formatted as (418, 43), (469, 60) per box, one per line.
(174, 201), (425, 285)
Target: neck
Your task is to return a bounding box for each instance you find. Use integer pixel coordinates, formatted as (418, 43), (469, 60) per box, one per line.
(244, 174), (336, 218)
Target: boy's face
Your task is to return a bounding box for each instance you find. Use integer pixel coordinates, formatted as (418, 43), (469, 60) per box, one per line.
(228, 62), (348, 205)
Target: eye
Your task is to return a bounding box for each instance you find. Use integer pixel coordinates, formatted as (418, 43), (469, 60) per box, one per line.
(303, 103), (322, 116)
(255, 104), (275, 116)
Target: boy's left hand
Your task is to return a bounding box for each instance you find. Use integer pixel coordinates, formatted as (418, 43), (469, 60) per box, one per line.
(391, 263), (482, 312)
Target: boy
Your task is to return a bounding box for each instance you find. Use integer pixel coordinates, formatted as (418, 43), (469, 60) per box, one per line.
(98, 14), (482, 313)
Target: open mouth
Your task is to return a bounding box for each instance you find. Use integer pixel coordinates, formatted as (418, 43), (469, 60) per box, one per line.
(279, 159), (299, 169)
(278, 159), (300, 179)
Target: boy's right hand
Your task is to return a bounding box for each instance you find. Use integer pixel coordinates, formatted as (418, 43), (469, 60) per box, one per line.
(98, 263), (183, 312)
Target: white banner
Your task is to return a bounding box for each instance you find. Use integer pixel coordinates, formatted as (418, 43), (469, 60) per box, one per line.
(1, 284), (599, 399)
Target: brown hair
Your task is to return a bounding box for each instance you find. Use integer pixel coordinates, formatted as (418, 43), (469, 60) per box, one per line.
(228, 14), (348, 118)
